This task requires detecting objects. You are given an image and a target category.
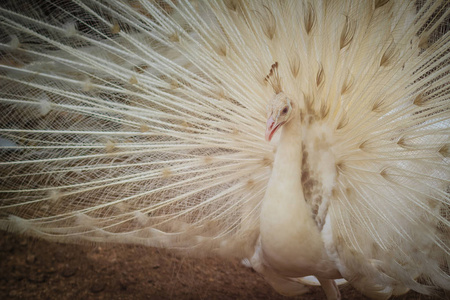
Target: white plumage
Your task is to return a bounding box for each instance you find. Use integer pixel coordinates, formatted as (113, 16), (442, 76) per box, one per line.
(0, 0), (449, 299)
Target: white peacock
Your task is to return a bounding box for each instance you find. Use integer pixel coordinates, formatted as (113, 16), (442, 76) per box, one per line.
(0, 1), (449, 299)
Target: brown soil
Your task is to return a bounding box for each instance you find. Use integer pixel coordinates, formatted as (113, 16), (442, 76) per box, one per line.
(0, 231), (441, 299)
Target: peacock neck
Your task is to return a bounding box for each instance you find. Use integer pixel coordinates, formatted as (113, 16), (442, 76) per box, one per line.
(270, 113), (304, 191)
(277, 114), (303, 166)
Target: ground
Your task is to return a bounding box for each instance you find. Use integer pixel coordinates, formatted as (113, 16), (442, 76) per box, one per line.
(0, 231), (442, 299)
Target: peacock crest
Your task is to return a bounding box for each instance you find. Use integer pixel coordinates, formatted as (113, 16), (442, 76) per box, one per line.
(264, 62), (283, 94)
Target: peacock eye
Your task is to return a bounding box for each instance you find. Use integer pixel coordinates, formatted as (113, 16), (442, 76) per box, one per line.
(281, 107), (288, 114)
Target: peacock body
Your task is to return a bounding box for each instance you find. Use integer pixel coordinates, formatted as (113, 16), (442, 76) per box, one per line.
(0, 0), (449, 299)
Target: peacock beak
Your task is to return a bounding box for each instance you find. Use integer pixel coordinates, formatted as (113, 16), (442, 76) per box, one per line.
(266, 116), (282, 142)
(265, 116), (275, 142)
(266, 116), (287, 142)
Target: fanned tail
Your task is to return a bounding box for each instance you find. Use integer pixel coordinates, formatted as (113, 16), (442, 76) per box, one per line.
(0, 0), (274, 258)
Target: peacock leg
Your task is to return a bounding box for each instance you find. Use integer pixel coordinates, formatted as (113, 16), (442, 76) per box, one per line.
(318, 277), (341, 300)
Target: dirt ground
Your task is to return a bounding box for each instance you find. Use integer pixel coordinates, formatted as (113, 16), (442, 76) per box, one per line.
(0, 230), (442, 299)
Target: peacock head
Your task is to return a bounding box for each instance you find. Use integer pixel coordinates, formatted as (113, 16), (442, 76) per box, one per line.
(265, 92), (295, 142)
